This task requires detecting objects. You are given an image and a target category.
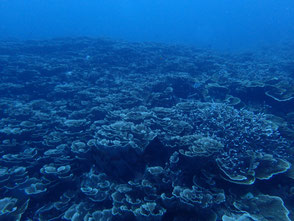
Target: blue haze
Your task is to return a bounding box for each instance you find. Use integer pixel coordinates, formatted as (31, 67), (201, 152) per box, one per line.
(0, 0), (294, 51)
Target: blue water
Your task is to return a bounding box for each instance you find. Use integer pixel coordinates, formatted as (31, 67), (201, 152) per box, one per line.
(1, 0), (294, 51)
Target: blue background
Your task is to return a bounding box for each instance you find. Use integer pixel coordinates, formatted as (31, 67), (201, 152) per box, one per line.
(1, 0), (294, 51)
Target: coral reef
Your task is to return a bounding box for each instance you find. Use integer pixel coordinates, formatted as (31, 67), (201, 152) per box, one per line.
(0, 38), (293, 220)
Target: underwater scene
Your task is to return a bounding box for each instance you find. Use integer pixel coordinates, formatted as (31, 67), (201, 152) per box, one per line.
(1, 1), (294, 221)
